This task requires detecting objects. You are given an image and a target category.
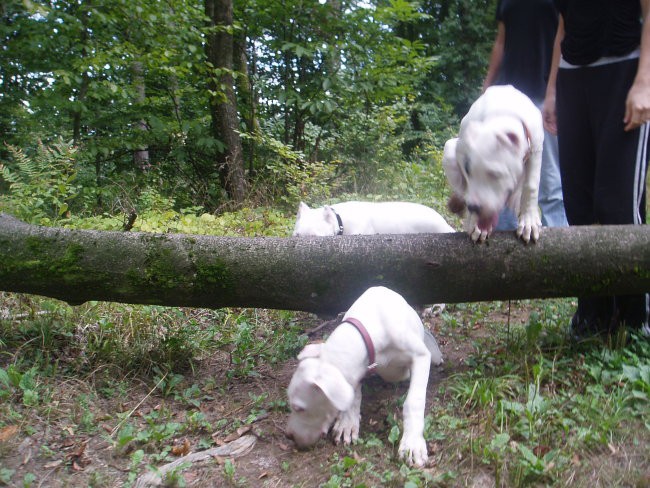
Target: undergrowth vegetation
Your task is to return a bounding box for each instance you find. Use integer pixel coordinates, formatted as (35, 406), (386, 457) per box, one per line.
(0, 142), (648, 487)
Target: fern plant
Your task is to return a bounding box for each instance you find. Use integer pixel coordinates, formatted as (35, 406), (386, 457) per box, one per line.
(0, 140), (81, 223)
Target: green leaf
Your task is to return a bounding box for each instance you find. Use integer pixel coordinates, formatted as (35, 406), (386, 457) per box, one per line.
(388, 425), (400, 445)
(489, 432), (510, 451)
(0, 368), (9, 388)
(0, 468), (15, 485)
(342, 456), (357, 469)
(517, 443), (541, 468)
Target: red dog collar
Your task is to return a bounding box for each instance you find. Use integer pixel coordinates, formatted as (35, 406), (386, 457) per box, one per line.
(343, 317), (377, 374)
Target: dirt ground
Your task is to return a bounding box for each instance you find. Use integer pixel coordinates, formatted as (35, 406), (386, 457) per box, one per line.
(0, 304), (531, 487)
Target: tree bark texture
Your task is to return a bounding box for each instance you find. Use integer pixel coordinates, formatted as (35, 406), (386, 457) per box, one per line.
(1, 214), (648, 315)
(204, 0), (247, 203)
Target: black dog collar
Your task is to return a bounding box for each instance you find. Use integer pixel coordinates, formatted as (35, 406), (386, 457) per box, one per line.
(333, 210), (344, 235)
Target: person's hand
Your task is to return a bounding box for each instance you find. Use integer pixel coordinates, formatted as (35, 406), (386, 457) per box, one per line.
(624, 77), (650, 131)
(542, 94), (558, 135)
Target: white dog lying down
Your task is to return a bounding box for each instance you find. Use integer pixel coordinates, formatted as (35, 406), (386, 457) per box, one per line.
(286, 286), (443, 467)
(292, 201), (454, 236)
(442, 85), (543, 243)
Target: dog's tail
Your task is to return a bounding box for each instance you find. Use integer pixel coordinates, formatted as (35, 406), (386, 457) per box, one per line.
(423, 329), (444, 365)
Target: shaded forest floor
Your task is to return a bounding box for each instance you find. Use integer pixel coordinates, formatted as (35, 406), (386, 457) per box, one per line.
(1, 294), (648, 487)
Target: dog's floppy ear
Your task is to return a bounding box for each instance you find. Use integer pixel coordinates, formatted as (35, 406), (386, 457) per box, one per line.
(297, 343), (322, 360)
(442, 138), (465, 192)
(443, 138), (468, 215)
(497, 131), (521, 153)
(313, 363), (355, 411)
(322, 205), (338, 227)
(297, 201), (310, 217)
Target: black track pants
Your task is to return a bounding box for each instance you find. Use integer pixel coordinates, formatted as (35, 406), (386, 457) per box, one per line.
(556, 58), (649, 329)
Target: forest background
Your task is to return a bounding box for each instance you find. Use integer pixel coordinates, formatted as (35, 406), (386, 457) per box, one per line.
(1, 0), (492, 221)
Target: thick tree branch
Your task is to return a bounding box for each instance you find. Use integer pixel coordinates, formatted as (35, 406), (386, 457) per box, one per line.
(0, 213), (648, 314)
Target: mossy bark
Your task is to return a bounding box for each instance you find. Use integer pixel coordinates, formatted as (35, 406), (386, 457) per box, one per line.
(0, 213), (648, 314)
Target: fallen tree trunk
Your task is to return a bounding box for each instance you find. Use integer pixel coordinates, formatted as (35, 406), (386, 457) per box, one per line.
(0, 213), (648, 314)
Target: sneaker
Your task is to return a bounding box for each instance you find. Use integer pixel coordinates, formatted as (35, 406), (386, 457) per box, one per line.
(568, 313), (597, 342)
(568, 312), (614, 342)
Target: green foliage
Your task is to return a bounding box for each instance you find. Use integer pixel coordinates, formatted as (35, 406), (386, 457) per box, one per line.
(0, 365), (42, 407)
(417, 0), (497, 115)
(583, 334), (650, 419)
(1, 0), (494, 211)
(133, 203), (294, 237)
(222, 459), (236, 484)
(215, 310), (307, 380)
(437, 300), (650, 486)
(0, 140), (81, 223)
(0, 468), (15, 486)
(248, 133), (341, 207)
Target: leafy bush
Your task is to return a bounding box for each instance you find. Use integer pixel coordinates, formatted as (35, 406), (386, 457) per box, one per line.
(247, 132), (341, 208)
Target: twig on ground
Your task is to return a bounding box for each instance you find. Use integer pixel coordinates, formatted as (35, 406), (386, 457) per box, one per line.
(134, 434), (257, 488)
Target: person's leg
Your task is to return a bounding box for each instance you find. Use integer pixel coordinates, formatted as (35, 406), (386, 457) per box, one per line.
(495, 207), (518, 231)
(556, 69), (596, 226)
(556, 67), (617, 335)
(589, 60), (649, 331)
(537, 128), (568, 227)
(595, 118), (648, 329)
(533, 98), (568, 228)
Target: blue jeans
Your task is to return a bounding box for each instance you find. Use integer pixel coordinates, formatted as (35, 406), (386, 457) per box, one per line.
(496, 100), (568, 230)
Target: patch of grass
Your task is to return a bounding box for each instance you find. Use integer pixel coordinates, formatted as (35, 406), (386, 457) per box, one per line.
(432, 300), (650, 486)
(215, 309), (307, 380)
(5, 295), (645, 486)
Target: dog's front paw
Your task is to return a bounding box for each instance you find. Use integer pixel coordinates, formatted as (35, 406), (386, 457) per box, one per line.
(465, 215), (490, 242)
(398, 434), (428, 467)
(332, 410), (360, 445)
(470, 226), (490, 242)
(422, 303), (445, 317)
(516, 211), (541, 243)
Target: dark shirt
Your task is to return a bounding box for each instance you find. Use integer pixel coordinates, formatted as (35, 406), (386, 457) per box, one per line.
(495, 0), (558, 101)
(555, 0), (642, 65)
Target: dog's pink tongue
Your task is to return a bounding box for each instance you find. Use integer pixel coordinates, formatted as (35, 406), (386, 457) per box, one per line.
(477, 214), (499, 232)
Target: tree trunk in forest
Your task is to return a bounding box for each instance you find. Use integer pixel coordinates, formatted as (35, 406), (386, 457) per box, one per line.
(132, 60), (150, 168)
(71, 72), (89, 145)
(1, 213), (648, 315)
(233, 33), (259, 176)
(204, 0), (247, 203)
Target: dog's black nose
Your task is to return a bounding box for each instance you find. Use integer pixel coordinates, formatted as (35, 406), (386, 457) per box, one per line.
(467, 203), (481, 214)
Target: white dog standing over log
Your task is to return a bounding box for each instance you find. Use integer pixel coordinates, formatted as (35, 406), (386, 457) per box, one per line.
(292, 201), (454, 236)
(286, 286), (443, 467)
(443, 85), (543, 243)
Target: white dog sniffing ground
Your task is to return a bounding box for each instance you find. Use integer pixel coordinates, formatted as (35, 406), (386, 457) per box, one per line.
(286, 286), (443, 467)
(443, 85), (543, 243)
(292, 201), (454, 236)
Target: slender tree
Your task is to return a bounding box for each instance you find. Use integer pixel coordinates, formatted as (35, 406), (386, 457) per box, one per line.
(204, 0), (247, 203)
(132, 60), (150, 168)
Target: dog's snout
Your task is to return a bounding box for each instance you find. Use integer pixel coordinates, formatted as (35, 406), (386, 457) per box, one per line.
(467, 203), (481, 214)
